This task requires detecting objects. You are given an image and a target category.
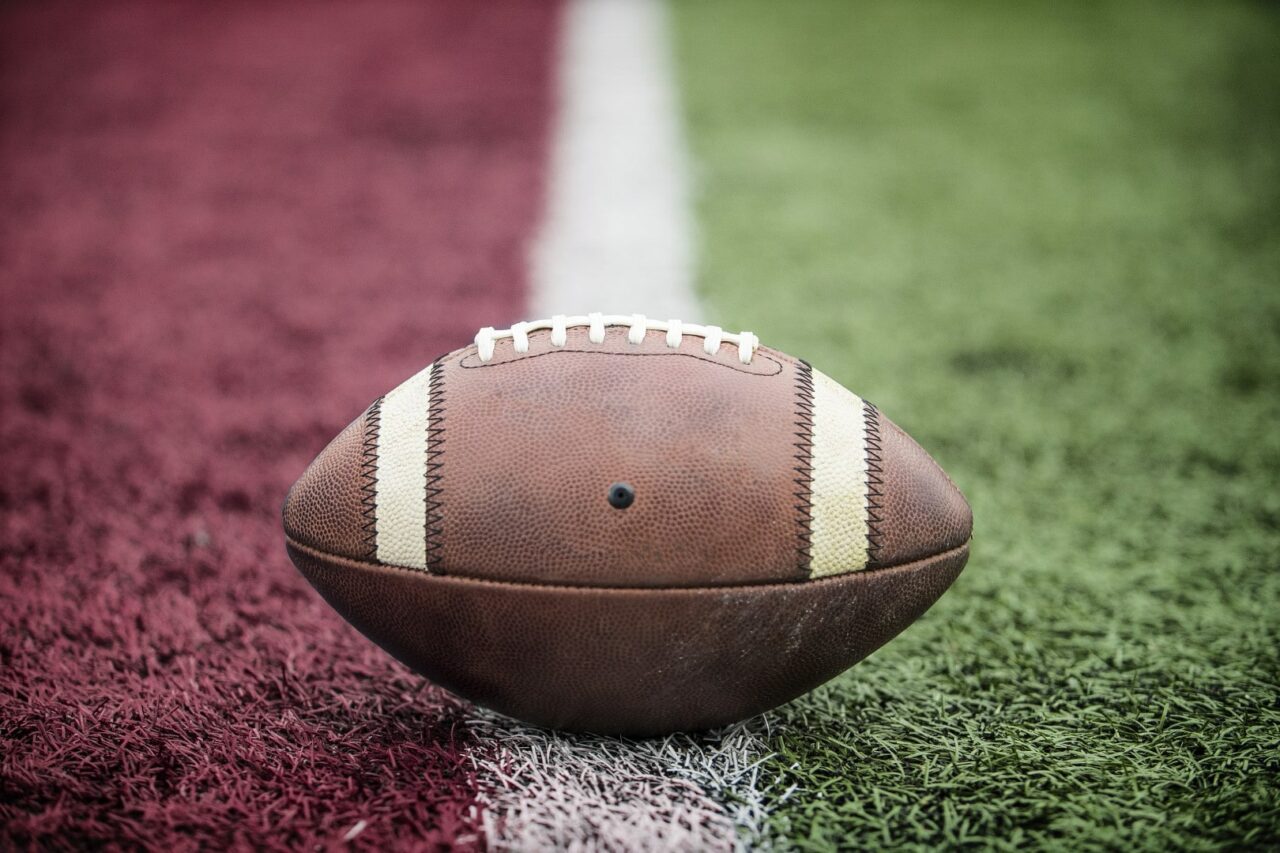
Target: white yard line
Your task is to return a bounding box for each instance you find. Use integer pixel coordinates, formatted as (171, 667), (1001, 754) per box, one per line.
(470, 712), (777, 852)
(528, 0), (700, 321)
(468, 712), (768, 850)
(476, 1), (778, 850)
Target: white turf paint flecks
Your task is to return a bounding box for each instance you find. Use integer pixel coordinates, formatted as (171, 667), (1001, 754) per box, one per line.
(373, 365), (432, 568)
(476, 0), (778, 849)
(469, 711), (784, 852)
(528, 0), (699, 321)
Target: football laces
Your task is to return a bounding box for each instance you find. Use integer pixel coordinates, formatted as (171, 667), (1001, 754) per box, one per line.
(474, 313), (760, 365)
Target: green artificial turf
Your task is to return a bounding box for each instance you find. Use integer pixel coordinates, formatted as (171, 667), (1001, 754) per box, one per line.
(673, 1), (1280, 848)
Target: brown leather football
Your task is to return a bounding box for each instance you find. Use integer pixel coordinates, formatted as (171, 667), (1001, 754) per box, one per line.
(283, 314), (972, 736)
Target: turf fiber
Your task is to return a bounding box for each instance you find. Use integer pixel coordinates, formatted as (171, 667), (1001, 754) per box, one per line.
(0, 2), (554, 847)
(674, 0), (1280, 848)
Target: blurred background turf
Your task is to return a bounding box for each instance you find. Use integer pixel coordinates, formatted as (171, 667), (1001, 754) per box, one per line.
(674, 0), (1280, 847)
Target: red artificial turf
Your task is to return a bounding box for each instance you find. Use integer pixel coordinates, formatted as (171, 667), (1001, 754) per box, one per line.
(0, 1), (558, 847)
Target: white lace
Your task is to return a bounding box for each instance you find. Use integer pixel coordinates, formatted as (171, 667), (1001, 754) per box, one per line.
(474, 314), (760, 365)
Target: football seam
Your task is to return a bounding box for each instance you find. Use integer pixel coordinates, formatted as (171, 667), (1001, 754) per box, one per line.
(863, 400), (885, 566)
(457, 345), (785, 376)
(286, 535), (971, 594)
(793, 360), (815, 576)
(424, 360), (446, 572)
(358, 397), (383, 561)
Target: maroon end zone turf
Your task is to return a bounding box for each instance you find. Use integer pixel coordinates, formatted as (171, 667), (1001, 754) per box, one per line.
(0, 1), (558, 847)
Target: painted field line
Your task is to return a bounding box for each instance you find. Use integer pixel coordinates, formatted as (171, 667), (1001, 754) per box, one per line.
(470, 712), (778, 852)
(473, 0), (779, 850)
(528, 0), (699, 320)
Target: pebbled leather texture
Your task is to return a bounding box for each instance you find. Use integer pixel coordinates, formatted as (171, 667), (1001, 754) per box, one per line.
(282, 324), (975, 733)
(867, 408), (973, 568)
(287, 537), (969, 736)
(436, 326), (808, 587)
(283, 407), (376, 562)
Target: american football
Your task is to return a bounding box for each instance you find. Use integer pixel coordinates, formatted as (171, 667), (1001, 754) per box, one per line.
(283, 313), (971, 735)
